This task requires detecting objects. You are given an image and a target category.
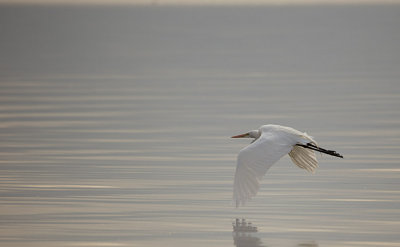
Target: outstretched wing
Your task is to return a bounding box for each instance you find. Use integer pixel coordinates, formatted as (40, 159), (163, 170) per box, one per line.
(288, 145), (318, 173)
(233, 132), (293, 207)
(288, 132), (319, 173)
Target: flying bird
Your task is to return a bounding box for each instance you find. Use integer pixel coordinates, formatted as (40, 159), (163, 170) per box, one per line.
(232, 124), (343, 207)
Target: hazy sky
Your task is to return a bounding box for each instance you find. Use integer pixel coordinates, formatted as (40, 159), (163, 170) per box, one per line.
(1, 0), (399, 5)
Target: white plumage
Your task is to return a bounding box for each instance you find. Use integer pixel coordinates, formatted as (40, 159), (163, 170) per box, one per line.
(232, 124), (342, 207)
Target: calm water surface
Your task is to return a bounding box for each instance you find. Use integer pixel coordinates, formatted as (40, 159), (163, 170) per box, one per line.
(0, 5), (399, 247)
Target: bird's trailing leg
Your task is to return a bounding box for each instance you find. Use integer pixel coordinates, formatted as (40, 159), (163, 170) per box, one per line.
(296, 143), (343, 158)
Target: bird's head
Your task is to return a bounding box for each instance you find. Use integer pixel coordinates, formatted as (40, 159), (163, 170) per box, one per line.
(231, 130), (261, 139)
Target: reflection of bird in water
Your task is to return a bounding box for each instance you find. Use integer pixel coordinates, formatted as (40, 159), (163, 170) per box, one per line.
(232, 218), (257, 232)
(232, 124), (343, 207)
(233, 233), (265, 247)
(232, 219), (319, 247)
(297, 242), (319, 247)
(232, 219), (264, 247)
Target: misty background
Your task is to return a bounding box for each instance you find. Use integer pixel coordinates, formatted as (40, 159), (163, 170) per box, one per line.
(0, 3), (399, 247)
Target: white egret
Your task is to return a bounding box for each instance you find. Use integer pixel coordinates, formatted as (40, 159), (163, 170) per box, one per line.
(232, 124), (343, 207)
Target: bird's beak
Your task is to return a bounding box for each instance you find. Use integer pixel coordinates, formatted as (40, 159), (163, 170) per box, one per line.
(231, 132), (250, 138)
